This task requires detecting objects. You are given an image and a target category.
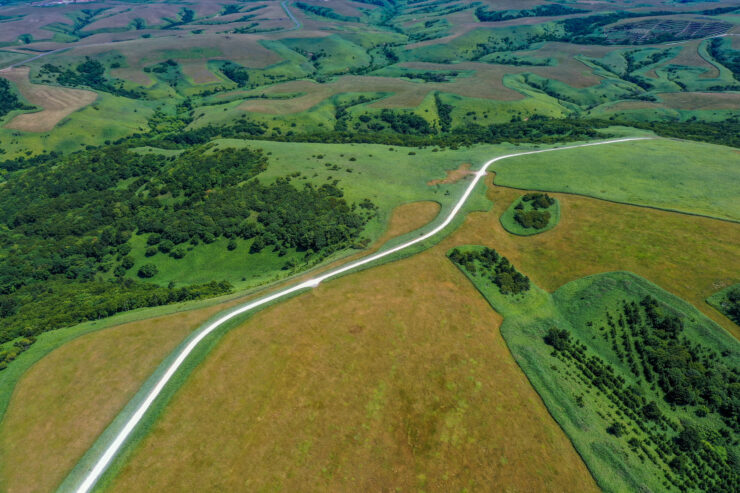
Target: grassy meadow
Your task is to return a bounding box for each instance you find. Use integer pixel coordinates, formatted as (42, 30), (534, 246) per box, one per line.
(121, 139), (511, 290)
(491, 138), (740, 221)
(102, 239), (599, 493)
(3, 140), (738, 491)
(0, 1), (739, 490)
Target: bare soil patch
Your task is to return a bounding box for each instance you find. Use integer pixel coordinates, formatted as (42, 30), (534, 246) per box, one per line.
(1, 67), (97, 132)
(427, 162), (474, 186)
(658, 91), (740, 110)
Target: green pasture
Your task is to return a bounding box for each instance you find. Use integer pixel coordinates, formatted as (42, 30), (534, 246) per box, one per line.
(122, 139), (513, 288)
(0, 50), (27, 69)
(403, 25), (560, 64)
(278, 35), (371, 75)
(439, 91), (567, 124)
(0, 93), (155, 158)
(500, 195), (560, 236)
(490, 138), (740, 221)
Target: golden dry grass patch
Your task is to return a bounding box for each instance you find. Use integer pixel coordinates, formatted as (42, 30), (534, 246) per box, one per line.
(0, 303), (238, 493)
(444, 181), (740, 337)
(671, 39), (719, 79)
(0, 200), (442, 493)
(109, 244), (599, 493)
(1, 67), (97, 132)
(657, 91), (740, 110)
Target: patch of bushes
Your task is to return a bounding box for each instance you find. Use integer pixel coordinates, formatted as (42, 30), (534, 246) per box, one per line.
(448, 247), (530, 295)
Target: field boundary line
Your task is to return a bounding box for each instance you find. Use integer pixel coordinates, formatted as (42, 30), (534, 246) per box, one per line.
(62, 136), (650, 493)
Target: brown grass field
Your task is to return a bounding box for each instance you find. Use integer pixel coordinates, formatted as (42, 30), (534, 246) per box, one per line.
(70, 34), (282, 85)
(0, 67), (97, 132)
(103, 178), (739, 491)
(453, 181), (740, 337)
(673, 40), (720, 79)
(658, 91), (740, 110)
(239, 67), (528, 114)
(0, 201), (441, 493)
(0, 305), (233, 493)
(108, 237), (599, 493)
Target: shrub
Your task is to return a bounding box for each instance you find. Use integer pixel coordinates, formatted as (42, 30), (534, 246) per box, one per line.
(158, 240), (174, 253)
(137, 263), (159, 278)
(170, 247), (186, 259)
(607, 422), (626, 437)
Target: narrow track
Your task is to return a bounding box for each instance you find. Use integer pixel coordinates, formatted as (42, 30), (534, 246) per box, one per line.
(69, 136), (650, 493)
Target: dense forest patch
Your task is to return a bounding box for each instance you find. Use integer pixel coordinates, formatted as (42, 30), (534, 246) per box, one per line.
(500, 192), (559, 236)
(0, 142), (376, 346)
(448, 246), (530, 295)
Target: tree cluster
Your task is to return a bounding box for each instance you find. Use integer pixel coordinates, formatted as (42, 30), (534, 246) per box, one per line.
(475, 4), (586, 22)
(513, 193), (555, 229)
(0, 78), (33, 119)
(39, 58), (143, 98)
(448, 247), (530, 295)
(220, 61), (249, 87)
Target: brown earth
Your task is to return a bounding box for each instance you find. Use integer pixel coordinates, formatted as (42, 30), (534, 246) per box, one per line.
(427, 162), (474, 185)
(1, 67), (97, 132)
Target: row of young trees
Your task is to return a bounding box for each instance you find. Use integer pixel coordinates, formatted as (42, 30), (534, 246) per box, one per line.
(448, 247), (530, 295)
(544, 295), (740, 492)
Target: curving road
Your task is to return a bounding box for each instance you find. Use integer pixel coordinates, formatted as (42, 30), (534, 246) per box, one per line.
(281, 1), (301, 31)
(70, 136), (650, 493)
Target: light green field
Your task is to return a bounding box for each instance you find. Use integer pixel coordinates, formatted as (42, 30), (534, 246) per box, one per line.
(121, 139), (513, 289)
(491, 138), (740, 221)
(0, 93), (155, 157)
(500, 195), (560, 236)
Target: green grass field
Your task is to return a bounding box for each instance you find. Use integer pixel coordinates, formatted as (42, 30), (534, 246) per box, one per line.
(491, 138), (740, 221)
(500, 194), (560, 236)
(451, 247), (740, 492)
(122, 138), (520, 289)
